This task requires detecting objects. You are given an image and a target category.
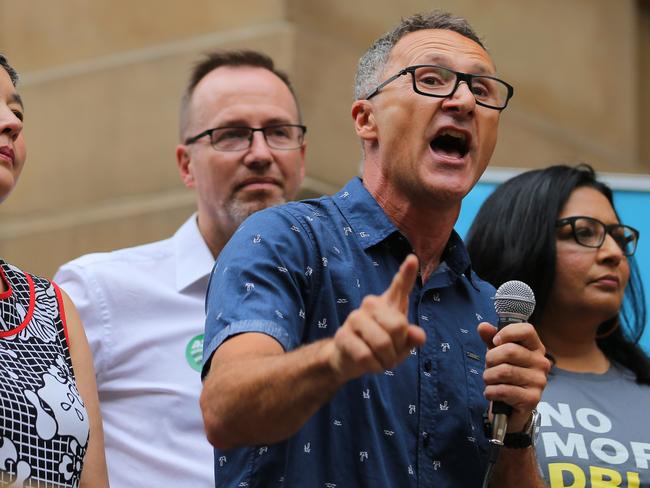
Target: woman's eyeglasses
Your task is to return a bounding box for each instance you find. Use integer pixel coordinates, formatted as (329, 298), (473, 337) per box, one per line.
(556, 216), (639, 256)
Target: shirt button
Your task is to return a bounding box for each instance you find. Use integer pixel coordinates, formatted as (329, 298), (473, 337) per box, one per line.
(422, 431), (430, 448)
(424, 359), (432, 372)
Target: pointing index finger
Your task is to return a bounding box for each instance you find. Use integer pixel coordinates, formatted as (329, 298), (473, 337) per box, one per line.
(384, 254), (419, 312)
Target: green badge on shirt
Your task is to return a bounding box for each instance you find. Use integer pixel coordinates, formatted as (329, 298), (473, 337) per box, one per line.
(185, 334), (204, 372)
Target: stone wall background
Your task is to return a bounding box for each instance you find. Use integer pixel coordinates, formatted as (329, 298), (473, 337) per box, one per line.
(1, 0), (648, 277)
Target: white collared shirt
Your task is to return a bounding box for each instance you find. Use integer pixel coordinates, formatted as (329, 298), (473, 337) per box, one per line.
(54, 215), (215, 487)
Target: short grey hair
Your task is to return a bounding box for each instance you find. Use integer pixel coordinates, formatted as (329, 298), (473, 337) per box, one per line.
(0, 54), (19, 86)
(354, 11), (485, 100)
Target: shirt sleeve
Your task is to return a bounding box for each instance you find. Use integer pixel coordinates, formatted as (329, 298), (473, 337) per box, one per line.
(53, 262), (111, 383)
(202, 206), (316, 378)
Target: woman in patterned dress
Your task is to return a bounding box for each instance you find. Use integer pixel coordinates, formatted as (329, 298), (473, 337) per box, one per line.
(1, 54), (108, 487)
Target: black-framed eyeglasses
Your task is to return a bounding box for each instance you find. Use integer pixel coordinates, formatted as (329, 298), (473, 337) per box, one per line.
(184, 124), (307, 151)
(365, 64), (514, 110)
(556, 216), (640, 256)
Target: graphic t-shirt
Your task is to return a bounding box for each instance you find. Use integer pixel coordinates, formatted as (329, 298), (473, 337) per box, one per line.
(536, 363), (650, 487)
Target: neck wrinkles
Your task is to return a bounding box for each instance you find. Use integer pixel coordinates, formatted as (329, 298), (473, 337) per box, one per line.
(366, 175), (459, 280)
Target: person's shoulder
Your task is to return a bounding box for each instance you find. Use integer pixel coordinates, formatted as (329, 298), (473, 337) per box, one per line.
(610, 361), (641, 382)
(54, 235), (185, 318)
(235, 196), (338, 235)
(250, 195), (334, 221)
(61, 235), (174, 271)
(468, 268), (497, 293)
(54, 236), (177, 293)
(1, 260), (51, 288)
(217, 197), (338, 268)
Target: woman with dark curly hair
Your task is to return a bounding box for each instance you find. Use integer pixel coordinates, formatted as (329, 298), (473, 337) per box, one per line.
(0, 54), (108, 487)
(467, 163), (650, 486)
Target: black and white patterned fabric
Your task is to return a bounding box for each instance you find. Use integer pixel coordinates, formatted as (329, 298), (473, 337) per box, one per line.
(0, 260), (89, 487)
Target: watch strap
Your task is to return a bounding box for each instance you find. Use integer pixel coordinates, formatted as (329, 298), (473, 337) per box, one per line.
(503, 409), (539, 449)
(503, 431), (532, 448)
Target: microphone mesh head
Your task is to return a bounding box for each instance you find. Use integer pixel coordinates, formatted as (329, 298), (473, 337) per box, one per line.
(494, 280), (536, 321)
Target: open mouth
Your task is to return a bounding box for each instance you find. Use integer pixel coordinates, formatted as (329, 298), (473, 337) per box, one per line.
(429, 129), (469, 159)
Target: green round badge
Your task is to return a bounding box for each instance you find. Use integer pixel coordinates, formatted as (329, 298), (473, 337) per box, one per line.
(185, 334), (204, 372)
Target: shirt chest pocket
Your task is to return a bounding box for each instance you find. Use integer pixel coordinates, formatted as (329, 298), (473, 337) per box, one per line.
(458, 331), (489, 452)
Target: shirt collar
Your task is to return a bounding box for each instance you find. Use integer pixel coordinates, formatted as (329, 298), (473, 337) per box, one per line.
(442, 230), (476, 286)
(173, 214), (215, 292)
(332, 177), (474, 284)
(332, 177), (400, 250)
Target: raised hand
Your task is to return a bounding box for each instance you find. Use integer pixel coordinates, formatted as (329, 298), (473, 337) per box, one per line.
(478, 321), (550, 432)
(328, 254), (427, 383)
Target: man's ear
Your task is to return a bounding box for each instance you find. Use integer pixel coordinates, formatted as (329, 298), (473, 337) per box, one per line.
(351, 100), (378, 142)
(298, 141), (306, 184)
(176, 144), (195, 188)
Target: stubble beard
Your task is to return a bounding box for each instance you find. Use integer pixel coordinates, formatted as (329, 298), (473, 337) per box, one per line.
(224, 189), (287, 228)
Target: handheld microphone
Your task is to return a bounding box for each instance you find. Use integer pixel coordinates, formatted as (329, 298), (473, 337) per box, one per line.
(490, 280), (536, 446)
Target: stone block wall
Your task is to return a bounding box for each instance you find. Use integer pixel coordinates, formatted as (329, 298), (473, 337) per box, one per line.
(1, 0), (647, 277)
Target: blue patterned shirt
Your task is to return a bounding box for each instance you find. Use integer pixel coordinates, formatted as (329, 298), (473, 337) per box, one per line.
(203, 177), (498, 487)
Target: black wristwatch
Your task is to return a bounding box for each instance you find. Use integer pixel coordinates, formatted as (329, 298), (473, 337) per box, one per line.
(503, 409), (540, 449)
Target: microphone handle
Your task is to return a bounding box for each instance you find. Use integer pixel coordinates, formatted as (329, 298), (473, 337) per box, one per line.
(492, 400), (512, 416)
(492, 315), (520, 417)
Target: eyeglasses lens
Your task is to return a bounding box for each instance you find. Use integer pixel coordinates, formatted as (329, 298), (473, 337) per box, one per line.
(412, 66), (509, 109)
(211, 126), (303, 151)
